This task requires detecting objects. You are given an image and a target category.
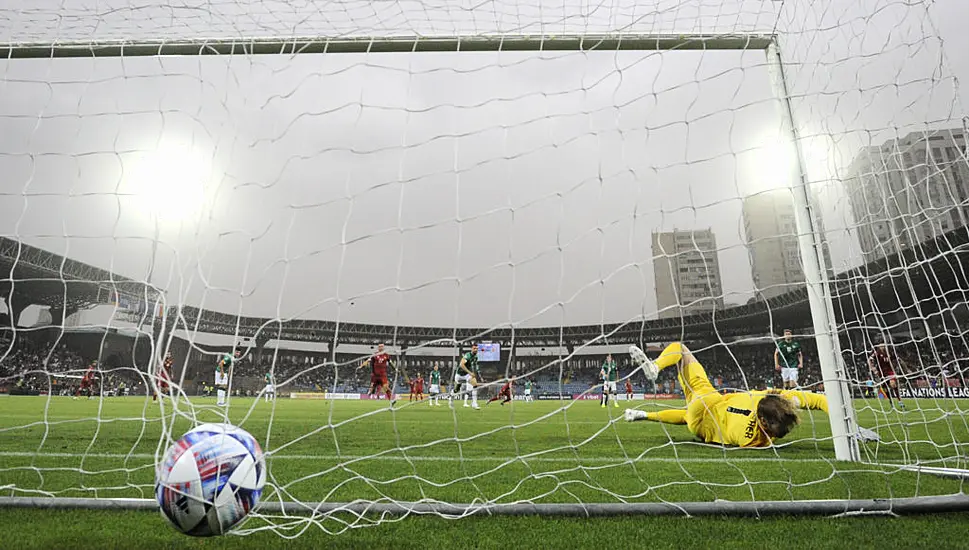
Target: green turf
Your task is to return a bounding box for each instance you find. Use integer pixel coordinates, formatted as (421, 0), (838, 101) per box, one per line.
(1, 395), (968, 548)
(3, 509), (969, 550)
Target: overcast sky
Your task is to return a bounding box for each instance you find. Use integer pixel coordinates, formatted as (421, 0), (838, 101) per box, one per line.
(0, 0), (966, 329)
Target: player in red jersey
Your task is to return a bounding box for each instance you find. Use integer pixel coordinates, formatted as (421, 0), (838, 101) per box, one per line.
(625, 379), (634, 401)
(487, 377), (514, 406)
(358, 343), (395, 404)
(74, 361), (97, 399)
(413, 373), (425, 401)
(154, 352), (174, 401)
(869, 342), (905, 410)
(408, 377), (417, 401)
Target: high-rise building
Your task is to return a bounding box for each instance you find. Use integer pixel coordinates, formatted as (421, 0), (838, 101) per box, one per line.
(845, 129), (969, 264)
(742, 190), (802, 300)
(742, 189), (834, 300)
(652, 229), (724, 319)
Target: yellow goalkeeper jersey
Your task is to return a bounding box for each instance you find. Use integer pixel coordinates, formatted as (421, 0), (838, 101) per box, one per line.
(699, 390), (829, 448)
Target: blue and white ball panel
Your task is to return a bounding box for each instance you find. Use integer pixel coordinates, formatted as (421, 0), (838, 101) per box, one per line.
(156, 423), (266, 537)
(156, 446), (207, 534)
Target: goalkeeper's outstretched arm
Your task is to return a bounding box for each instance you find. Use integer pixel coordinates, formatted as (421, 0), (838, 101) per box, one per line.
(778, 389), (828, 414)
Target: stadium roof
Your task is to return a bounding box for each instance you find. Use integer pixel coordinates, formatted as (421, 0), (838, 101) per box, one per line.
(4, 227), (967, 348)
(171, 227), (969, 347)
(174, 292), (810, 348)
(0, 237), (160, 317)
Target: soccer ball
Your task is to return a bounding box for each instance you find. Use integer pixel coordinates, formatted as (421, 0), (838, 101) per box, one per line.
(155, 423), (266, 536)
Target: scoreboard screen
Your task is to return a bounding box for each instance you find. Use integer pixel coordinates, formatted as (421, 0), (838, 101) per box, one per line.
(477, 342), (501, 362)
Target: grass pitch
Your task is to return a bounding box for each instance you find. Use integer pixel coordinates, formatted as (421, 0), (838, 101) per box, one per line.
(1, 395), (968, 548)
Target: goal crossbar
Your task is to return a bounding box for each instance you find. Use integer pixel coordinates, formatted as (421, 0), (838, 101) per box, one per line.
(0, 34), (776, 59)
(2, 495), (968, 516)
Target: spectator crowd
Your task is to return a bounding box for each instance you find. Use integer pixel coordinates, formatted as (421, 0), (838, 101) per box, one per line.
(3, 330), (969, 398)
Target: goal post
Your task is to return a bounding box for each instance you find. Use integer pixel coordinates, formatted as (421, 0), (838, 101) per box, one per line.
(765, 41), (860, 462)
(0, 34), (778, 58)
(2, 0), (969, 529)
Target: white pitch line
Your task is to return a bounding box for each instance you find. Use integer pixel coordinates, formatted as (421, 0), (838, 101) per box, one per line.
(0, 450), (901, 465)
(0, 417), (629, 426)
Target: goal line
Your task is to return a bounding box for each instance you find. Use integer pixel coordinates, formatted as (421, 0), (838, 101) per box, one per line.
(3, 450), (963, 471)
(3, 495), (968, 517)
(0, 450), (844, 464)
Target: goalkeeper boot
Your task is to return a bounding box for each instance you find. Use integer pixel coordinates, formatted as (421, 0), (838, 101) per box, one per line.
(614, 400), (619, 408)
(629, 345), (659, 382)
(624, 409), (647, 422)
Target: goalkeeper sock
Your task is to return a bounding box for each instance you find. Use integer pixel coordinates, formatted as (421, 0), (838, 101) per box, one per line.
(471, 389), (478, 407)
(217, 389), (226, 406)
(645, 409), (688, 424)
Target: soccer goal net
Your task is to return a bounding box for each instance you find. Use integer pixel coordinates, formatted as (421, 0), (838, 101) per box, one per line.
(1, 0), (969, 534)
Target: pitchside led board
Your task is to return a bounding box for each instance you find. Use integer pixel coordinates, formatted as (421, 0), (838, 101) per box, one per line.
(477, 342), (500, 362)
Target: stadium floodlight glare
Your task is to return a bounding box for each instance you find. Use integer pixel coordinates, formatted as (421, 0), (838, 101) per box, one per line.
(748, 138), (797, 195)
(125, 141), (211, 227)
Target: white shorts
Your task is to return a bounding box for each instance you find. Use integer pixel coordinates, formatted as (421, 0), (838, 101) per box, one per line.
(524, 389), (531, 396)
(215, 373), (229, 387)
(455, 374), (471, 385)
(264, 384), (274, 393)
(781, 368), (799, 383)
(430, 384), (440, 394)
(603, 381), (617, 393)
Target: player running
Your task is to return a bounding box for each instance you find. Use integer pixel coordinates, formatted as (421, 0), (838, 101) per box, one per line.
(774, 329), (803, 389)
(263, 371), (275, 402)
(428, 364), (442, 406)
(523, 378), (533, 402)
(453, 344), (482, 409)
(625, 342), (879, 446)
(487, 377), (514, 406)
(358, 343), (395, 405)
(74, 361), (98, 400)
(600, 354), (619, 408)
(154, 352), (174, 401)
(216, 351), (238, 406)
(869, 342), (905, 410)
(625, 379), (634, 402)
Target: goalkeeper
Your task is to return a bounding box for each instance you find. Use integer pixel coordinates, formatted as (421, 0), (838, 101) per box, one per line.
(625, 342), (878, 446)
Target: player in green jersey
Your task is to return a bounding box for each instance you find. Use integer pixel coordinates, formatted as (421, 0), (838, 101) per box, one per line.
(523, 379), (533, 402)
(454, 344), (482, 409)
(216, 350), (240, 406)
(263, 371), (275, 402)
(774, 329), (803, 389)
(429, 364), (442, 406)
(600, 354), (619, 408)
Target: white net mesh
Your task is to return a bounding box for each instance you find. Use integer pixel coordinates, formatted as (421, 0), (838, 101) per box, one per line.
(0, 0), (968, 534)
